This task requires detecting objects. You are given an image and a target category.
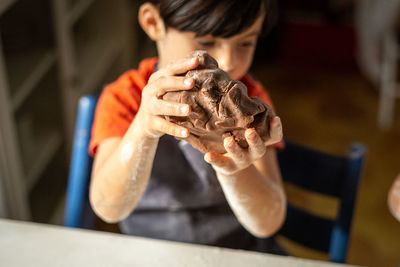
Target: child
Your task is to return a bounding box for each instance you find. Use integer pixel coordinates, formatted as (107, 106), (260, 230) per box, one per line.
(89, 0), (286, 252)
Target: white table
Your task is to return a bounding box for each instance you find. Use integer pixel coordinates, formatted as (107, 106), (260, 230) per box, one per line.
(0, 219), (359, 267)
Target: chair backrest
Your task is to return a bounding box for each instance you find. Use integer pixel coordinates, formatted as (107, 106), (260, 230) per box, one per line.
(64, 95), (97, 228)
(277, 140), (366, 263)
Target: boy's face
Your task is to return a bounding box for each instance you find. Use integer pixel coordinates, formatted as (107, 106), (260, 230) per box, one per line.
(157, 15), (265, 80)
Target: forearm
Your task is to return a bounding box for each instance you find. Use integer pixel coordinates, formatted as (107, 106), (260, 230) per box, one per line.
(90, 117), (159, 223)
(217, 164), (286, 238)
(89, 57), (199, 223)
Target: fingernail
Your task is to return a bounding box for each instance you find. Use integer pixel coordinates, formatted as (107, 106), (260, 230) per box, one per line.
(190, 57), (198, 64)
(274, 117), (281, 126)
(225, 137), (235, 148)
(181, 105), (190, 114)
(184, 78), (193, 87)
(204, 154), (211, 163)
(181, 129), (189, 137)
(248, 130), (257, 142)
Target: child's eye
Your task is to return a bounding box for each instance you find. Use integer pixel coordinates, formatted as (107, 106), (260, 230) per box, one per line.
(198, 41), (215, 47)
(240, 42), (256, 47)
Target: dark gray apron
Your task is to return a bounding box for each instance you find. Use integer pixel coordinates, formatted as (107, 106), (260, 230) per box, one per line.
(120, 135), (240, 244)
(119, 135), (284, 254)
(119, 64), (284, 253)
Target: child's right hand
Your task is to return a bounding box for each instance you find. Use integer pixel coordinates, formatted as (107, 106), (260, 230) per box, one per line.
(136, 56), (199, 139)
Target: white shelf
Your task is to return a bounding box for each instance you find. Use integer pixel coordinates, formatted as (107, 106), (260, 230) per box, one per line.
(67, 0), (96, 26)
(25, 130), (63, 191)
(0, 0), (16, 16)
(11, 51), (56, 112)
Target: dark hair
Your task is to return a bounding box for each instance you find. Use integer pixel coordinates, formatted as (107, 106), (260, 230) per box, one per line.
(141, 0), (276, 38)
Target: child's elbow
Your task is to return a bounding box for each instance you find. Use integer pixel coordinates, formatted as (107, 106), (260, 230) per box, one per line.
(249, 205), (287, 238)
(95, 209), (124, 224)
(91, 203), (130, 224)
(251, 220), (284, 239)
(89, 193), (130, 224)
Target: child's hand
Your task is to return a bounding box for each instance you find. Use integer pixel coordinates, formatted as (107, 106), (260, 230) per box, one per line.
(204, 116), (283, 175)
(388, 173), (400, 222)
(136, 57), (199, 138)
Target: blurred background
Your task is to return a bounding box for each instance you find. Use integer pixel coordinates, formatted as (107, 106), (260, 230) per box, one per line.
(0, 0), (399, 266)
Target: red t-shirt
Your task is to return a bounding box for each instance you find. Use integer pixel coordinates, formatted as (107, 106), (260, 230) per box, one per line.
(89, 58), (283, 156)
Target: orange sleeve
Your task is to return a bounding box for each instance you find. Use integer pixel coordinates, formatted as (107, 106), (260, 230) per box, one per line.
(89, 58), (157, 156)
(241, 74), (285, 151)
(88, 71), (141, 156)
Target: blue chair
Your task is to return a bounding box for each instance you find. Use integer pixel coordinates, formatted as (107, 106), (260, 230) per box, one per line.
(276, 140), (366, 263)
(64, 95), (97, 228)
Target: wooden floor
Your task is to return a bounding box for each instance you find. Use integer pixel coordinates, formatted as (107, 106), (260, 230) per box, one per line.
(252, 62), (400, 267)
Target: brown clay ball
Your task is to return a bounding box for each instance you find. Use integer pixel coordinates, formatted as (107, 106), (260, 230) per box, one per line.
(163, 51), (275, 154)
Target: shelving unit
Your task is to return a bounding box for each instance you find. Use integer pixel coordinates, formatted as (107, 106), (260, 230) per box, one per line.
(66, 0), (96, 26)
(10, 50), (56, 111)
(0, 0), (137, 221)
(0, 36), (29, 220)
(15, 66), (64, 192)
(53, 0), (136, 150)
(0, 0), (16, 15)
(0, 0), (56, 220)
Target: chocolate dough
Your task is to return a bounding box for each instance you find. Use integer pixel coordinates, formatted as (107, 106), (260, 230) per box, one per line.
(163, 51), (275, 154)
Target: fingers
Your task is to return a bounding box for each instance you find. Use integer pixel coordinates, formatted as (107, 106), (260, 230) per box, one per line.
(149, 76), (194, 97)
(144, 76), (194, 116)
(164, 56), (199, 76)
(264, 116), (283, 146)
(224, 136), (247, 164)
(149, 56), (199, 82)
(140, 66), (196, 138)
(204, 153), (235, 175)
(151, 116), (189, 138)
(151, 100), (191, 117)
(148, 76), (194, 116)
(204, 152), (232, 167)
(205, 117), (283, 175)
(205, 136), (257, 175)
(139, 56), (199, 139)
(245, 128), (266, 159)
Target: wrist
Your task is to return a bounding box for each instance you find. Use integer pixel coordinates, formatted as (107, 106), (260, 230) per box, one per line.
(214, 167), (239, 177)
(134, 111), (161, 140)
(214, 163), (253, 179)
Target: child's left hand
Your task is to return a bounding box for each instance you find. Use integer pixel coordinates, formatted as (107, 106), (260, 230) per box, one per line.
(204, 116), (283, 175)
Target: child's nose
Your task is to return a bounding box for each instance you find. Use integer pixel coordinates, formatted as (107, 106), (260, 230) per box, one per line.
(215, 48), (235, 74)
